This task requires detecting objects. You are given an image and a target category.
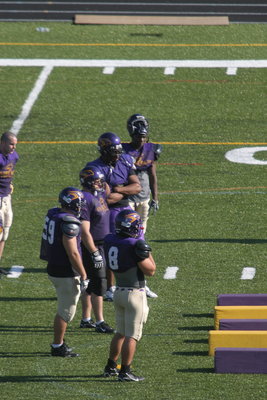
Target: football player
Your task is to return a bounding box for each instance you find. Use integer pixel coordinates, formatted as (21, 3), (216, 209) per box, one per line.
(79, 166), (114, 334)
(84, 132), (141, 301)
(0, 131), (19, 264)
(122, 114), (162, 298)
(40, 187), (88, 357)
(103, 209), (156, 382)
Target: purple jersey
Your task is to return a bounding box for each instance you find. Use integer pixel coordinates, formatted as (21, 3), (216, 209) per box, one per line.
(40, 207), (81, 277)
(104, 233), (145, 288)
(80, 190), (110, 241)
(0, 150), (19, 196)
(121, 142), (156, 171)
(85, 154), (136, 207)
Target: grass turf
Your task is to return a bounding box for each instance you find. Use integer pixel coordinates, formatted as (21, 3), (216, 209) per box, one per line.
(0, 21), (267, 400)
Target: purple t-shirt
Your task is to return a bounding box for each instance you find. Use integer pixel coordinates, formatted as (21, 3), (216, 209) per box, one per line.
(121, 142), (156, 171)
(85, 154), (136, 207)
(40, 207), (81, 277)
(104, 233), (145, 288)
(80, 190), (110, 241)
(0, 151), (19, 196)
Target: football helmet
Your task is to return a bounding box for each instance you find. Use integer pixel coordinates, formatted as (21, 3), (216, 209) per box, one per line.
(58, 187), (84, 218)
(115, 209), (142, 238)
(97, 132), (123, 165)
(127, 114), (149, 137)
(79, 166), (105, 192)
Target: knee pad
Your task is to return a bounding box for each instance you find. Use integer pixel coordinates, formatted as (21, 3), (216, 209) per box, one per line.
(91, 277), (107, 296)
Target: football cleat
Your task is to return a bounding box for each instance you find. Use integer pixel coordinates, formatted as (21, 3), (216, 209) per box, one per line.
(118, 371), (145, 382)
(103, 365), (119, 377)
(95, 321), (114, 334)
(145, 285), (158, 298)
(51, 342), (79, 357)
(80, 318), (96, 328)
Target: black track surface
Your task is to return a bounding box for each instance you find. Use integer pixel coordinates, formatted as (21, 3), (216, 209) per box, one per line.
(0, 1), (266, 23)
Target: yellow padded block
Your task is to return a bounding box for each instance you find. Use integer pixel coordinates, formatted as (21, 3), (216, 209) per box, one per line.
(209, 330), (267, 356)
(214, 306), (267, 330)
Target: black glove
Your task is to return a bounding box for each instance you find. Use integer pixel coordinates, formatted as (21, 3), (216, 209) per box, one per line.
(135, 240), (152, 260)
(149, 199), (159, 215)
(91, 250), (104, 269)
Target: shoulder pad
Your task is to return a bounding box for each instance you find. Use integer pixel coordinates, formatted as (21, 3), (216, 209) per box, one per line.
(62, 214), (81, 225)
(61, 215), (81, 238)
(152, 143), (163, 160)
(134, 239), (151, 260)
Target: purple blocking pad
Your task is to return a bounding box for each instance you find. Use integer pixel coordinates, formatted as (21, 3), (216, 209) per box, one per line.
(219, 319), (267, 330)
(215, 348), (267, 374)
(217, 294), (267, 306)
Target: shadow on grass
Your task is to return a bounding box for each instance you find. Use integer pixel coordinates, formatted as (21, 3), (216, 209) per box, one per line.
(0, 374), (118, 382)
(184, 339), (208, 344)
(151, 238), (267, 245)
(0, 352), (50, 358)
(183, 313), (213, 318)
(176, 368), (214, 373)
(0, 297), (56, 301)
(0, 325), (53, 333)
(173, 351), (207, 356)
(178, 326), (214, 331)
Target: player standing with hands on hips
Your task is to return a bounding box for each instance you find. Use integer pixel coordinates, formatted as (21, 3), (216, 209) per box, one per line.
(103, 209), (156, 382)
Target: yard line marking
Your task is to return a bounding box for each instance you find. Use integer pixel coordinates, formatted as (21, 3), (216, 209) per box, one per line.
(103, 66), (115, 74)
(159, 186), (267, 195)
(1, 59), (267, 69)
(241, 267), (256, 280)
(164, 266), (179, 279)
(7, 265), (24, 278)
(0, 43), (266, 48)
(11, 64), (53, 134)
(17, 141), (267, 146)
(164, 67), (176, 75)
(3, 58), (265, 135)
(227, 67), (238, 75)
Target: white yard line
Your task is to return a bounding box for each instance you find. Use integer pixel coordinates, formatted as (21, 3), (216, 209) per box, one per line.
(11, 64), (54, 134)
(2, 58), (266, 134)
(7, 265), (24, 278)
(0, 59), (267, 68)
(241, 267), (256, 280)
(164, 266), (179, 279)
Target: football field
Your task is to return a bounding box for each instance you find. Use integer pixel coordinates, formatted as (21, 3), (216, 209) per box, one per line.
(0, 21), (267, 400)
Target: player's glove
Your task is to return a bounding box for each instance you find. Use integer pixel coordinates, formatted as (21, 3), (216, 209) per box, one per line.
(148, 199), (159, 215)
(135, 239), (152, 260)
(80, 279), (89, 293)
(91, 250), (104, 269)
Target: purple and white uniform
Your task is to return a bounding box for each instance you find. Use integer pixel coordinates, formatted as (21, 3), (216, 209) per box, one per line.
(0, 150), (19, 197)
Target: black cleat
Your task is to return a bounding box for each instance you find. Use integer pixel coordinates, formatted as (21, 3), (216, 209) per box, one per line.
(118, 371), (145, 382)
(95, 321), (114, 334)
(103, 365), (119, 377)
(51, 342), (79, 357)
(80, 318), (96, 328)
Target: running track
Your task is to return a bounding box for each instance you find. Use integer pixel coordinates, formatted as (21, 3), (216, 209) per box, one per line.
(0, 1), (266, 23)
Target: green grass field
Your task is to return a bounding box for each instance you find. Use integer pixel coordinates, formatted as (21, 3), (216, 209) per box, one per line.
(0, 21), (267, 400)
